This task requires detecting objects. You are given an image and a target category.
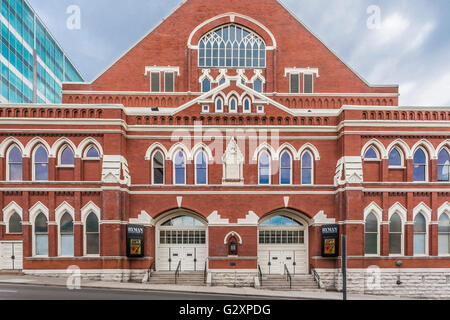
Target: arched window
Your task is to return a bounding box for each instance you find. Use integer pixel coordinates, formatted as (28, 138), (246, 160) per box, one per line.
(202, 78), (211, 93)
(280, 151), (292, 185)
(162, 215), (205, 227)
(414, 213), (427, 255)
(364, 147), (378, 160)
(34, 213), (48, 256)
(7, 145), (22, 181)
(60, 212), (74, 256)
(195, 151), (208, 185)
(85, 146), (100, 158)
(438, 149), (450, 182)
(389, 148), (403, 167)
(198, 24), (266, 68)
(438, 213), (450, 255)
(260, 216), (300, 227)
(365, 213), (378, 255)
(243, 98), (251, 113)
(413, 148), (427, 182)
(215, 97), (223, 113)
(301, 151), (313, 185)
(229, 97), (237, 113)
(259, 215), (304, 245)
(389, 213), (403, 255)
(254, 78), (263, 93)
(85, 212), (100, 255)
(258, 151), (271, 185)
(152, 151), (165, 185)
(8, 212), (22, 234)
(60, 146), (74, 166)
(174, 151), (186, 185)
(34, 146), (48, 181)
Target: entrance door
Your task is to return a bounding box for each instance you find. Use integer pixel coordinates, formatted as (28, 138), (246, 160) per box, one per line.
(0, 242), (23, 270)
(183, 248), (196, 271)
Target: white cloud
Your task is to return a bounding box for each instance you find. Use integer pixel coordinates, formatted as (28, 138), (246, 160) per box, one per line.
(376, 13), (410, 44)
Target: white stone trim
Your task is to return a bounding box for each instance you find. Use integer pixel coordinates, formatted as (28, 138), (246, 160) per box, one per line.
(145, 143), (169, 160)
(364, 202), (383, 221)
(438, 202), (450, 220)
(361, 138), (387, 159)
(129, 210), (154, 227)
(29, 201), (49, 222)
(387, 139), (412, 160)
(24, 137), (52, 158)
(297, 143), (321, 161)
(224, 231), (243, 245)
(81, 201), (101, 224)
(0, 137), (25, 158)
(411, 139), (437, 160)
(388, 202), (407, 222)
(237, 211), (259, 226)
(284, 67), (319, 78)
(207, 211), (229, 225)
(77, 137), (104, 158)
(413, 202), (432, 224)
(55, 201), (75, 223)
(252, 142), (277, 161)
(144, 66), (180, 76)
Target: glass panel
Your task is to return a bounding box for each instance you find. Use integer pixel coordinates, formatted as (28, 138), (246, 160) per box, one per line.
(165, 72), (174, 92)
(254, 79), (262, 93)
(290, 74), (299, 93)
(36, 234), (48, 255)
(280, 168), (291, 185)
(35, 146), (48, 163)
(9, 213), (22, 233)
(389, 149), (402, 166)
(60, 213), (74, 233)
(202, 79), (210, 92)
(61, 235), (74, 255)
(9, 146), (22, 162)
(61, 147), (74, 165)
(86, 146), (99, 158)
(35, 163), (49, 181)
(230, 98), (237, 111)
(302, 168), (312, 185)
(35, 213), (48, 233)
(364, 147), (378, 159)
(439, 214), (450, 233)
(260, 216), (300, 227)
(304, 74), (313, 93)
(302, 152), (312, 167)
(365, 233), (377, 254)
(86, 213), (99, 233)
(390, 213), (402, 232)
(414, 214), (426, 232)
(414, 149), (426, 164)
(9, 163), (22, 181)
(151, 73), (160, 92)
(162, 216), (205, 227)
(153, 152), (164, 184)
(438, 234), (449, 255)
(389, 234), (402, 254)
(414, 234), (426, 255)
(365, 213), (378, 232)
(413, 165), (426, 182)
(86, 234), (100, 255)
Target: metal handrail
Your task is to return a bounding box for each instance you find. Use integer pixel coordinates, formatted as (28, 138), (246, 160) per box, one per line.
(147, 261), (155, 281)
(258, 265), (263, 287)
(203, 260), (208, 284)
(174, 260), (182, 284)
(284, 264), (292, 290)
(311, 267), (322, 289)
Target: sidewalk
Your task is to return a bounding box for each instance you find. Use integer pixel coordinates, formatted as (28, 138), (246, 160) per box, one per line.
(0, 274), (412, 300)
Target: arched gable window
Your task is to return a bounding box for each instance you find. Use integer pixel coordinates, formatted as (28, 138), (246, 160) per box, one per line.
(152, 151), (165, 185)
(60, 146), (74, 166)
(253, 78), (263, 93)
(198, 24), (266, 68)
(215, 97), (224, 113)
(60, 212), (74, 256)
(85, 212), (100, 255)
(174, 151), (186, 185)
(34, 213), (48, 256)
(7, 145), (22, 181)
(413, 148), (428, 182)
(438, 213), (450, 255)
(85, 146), (100, 159)
(258, 151), (271, 185)
(365, 213), (378, 255)
(280, 151), (292, 185)
(414, 213), (427, 255)
(243, 98), (251, 113)
(195, 151), (208, 185)
(229, 97), (237, 113)
(364, 147), (379, 160)
(389, 148), (403, 167)
(34, 146), (49, 181)
(301, 151), (313, 185)
(202, 78), (211, 93)
(438, 149), (450, 182)
(8, 212), (22, 234)
(389, 213), (403, 255)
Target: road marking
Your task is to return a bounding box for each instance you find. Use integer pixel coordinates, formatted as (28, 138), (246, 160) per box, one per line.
(0, 290), (18, 293)
(0, 279), (35, 283)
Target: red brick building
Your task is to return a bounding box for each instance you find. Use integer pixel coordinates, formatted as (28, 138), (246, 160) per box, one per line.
(0, 0), (449, 297)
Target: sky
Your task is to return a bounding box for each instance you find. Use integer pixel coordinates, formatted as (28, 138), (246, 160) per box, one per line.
(27, 0), (450, 106)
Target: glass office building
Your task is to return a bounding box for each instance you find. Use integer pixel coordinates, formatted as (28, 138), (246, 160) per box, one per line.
(1, 0), (83, 104)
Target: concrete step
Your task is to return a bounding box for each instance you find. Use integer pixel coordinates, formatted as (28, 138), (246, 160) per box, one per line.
(148, 272), (205, 286)
(0, 270), (24, 275)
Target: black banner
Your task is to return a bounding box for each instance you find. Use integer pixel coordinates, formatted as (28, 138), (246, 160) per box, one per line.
(321, 224), (339, 258)
(126, 224), (145, 258)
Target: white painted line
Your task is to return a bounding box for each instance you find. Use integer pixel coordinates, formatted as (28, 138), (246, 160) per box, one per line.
(0, 279), (35, 283)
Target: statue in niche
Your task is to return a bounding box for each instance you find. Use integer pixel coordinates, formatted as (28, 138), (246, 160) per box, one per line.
(222, 137), (244, 185)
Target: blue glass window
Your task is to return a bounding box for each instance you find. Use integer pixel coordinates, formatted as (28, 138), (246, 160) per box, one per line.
(253, 79), (263, 93)
(8, 146), (22, 181)
(364, 147), (378, 160)
(61, 146), (74, 165)
(216, 98), (223, 112)
(260, 216), (300, 227)
(301, 152), (313, 185)
(196, 151), (207, 185)
(438, 149), (450, 182)
(218, 78), (226, 86)
(243, 98), (251, 112)
(229, 98), (237, 112)
(280, 152), (292, 185)
(34, 146), (48, 181)
(202, 79), (211, 92)
(259, 151), (270, 185)
(413, 149), (427, 182)
(86, 146), (100, 158)
(174, 151), (186, 185)
(389, 148), (402, 167)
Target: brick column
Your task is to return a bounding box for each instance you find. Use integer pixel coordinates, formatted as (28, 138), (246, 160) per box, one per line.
(406, 159), (413, 182)
(165, 160), (172, 185)
(48, 158), (56, 181)
(430, 159), (437, 182)
(74, 158), (82, 181)
(381, 159), (389, 181)
(74, 192), (82, 257)
(0, 157), (4, 181)
(293, 158), (301, 185)
(23, 157), (31, 181)
(48, 192), (57, 257)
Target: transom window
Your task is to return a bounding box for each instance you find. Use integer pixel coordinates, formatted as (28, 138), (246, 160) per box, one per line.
(160, 230), (206, 245)
(162, 216), (205, 227)
(86, 146), (100, 158)
(260, 216), (300, 227)
(259, 230), (304, 244)
(198, 24), (266, 68)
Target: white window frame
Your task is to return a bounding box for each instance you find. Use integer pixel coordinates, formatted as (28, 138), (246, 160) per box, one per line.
(57, 145), (75, 168)
(289, 74), (300, 94)
(202, 105), (210, 113)
(32, 212), (49, 257)
(164, 71), (175, 93)
(6, 144), (23, 181)
(194, 150), (208, 185)
(215, 97), (224, 113)
(279, 151), (293, 185)
(258, 150), (272, 186)
(364, 212), (380, 257)
(303, 73), (314, 94)
(438, 211), (450, 256)
(413, 211), (429, 256)
(58, 211), (75, 257)
(81, 202), (101, 257)
(363, 146), (381, 162)
(437, 148), (450, 182)
(152, 150), (165, 185)
(83, 145), (101, 161)
(229, 97), (238, 113)
(413, 147), (429, 182)
(150, 72), (161, 93)
(173, 150), (187, 185)
(300, 150), (314, 185)
(257, 105), (264, 114)
(388, 147), (405, 169)
(32, 145), (49, 182)
(243, 98), (251, 114)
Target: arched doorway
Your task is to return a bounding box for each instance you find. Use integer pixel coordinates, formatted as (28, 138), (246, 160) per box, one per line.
(258, 211), (309, 275)
(155, 211), (208, 272)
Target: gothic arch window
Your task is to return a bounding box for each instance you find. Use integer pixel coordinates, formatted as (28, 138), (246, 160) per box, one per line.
(413, 148), (428, 182)
(301, 151), (314, 185)
(59, 212), (74, 256)
(215, 97), (224, 113)
(258, 151), (271, 185)
(34, 213), (48, 256)
(85, 212), (100, 255)
(59, 145), (75, 166)
(389, 147), (403, 167)
(7, 145), (22, 181)
(414, 213), (427, 255)
(174, 151), (187, 185)
(85, 146), (100, 159)
(389, 213), (403, 255)
(33, 146), (49, 181)
(8, 212), (22, 234)
(280, 151), (292, 185)
(439, 213), (450, 255)
(195, 151), (208, 185)
(438, 149), (450, 182)
(253, 78), (263, 93)
(229, 97), (238, 113)
(202, 78), (211, 93)
(152, 151), (165, 185)
(364, 147), (379, 160)
(243, 98), (251, 113)
(365, 212), (379, 255)
(198, 24), (266, 68)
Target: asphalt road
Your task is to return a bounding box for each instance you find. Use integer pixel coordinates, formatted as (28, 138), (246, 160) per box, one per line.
(0, 283), (289, 300)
